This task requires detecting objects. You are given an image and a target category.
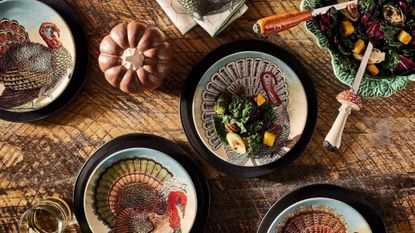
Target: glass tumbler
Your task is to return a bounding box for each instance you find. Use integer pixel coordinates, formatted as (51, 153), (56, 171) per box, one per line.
(19, 197), (72, 233)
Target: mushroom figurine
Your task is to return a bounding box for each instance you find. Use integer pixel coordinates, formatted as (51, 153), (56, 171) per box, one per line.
(323, 90), (363, 151)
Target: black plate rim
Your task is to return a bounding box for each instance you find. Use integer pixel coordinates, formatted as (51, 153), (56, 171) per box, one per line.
(73, 133), (211, 233)
(0, 0), (89, 122)
(257, 183), (387, 233)
(180, 39), (318, 177)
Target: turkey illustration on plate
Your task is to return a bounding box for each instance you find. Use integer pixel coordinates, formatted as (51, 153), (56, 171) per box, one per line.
(264, 197), (373, 233)
(0, 17), (74, 112)
(84, 148), (197, 233)
(276, 205), (347, 233)
(92, 156), (194, 233)
(192, 51), (310, 167)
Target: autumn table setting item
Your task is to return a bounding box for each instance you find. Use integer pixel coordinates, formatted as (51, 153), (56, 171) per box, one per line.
(253, 0), (357, 35)
(156, 0), (248, 36)
(254, 0), (415, 150)
(180, 40), (318, 177)
(257, 184), (386, 233)
(323, 42), (371, 151)
(254, 0), (415, 97)
(301, 0), (415, 98)
(98, 21), (173, 94)
(0, 0), (88, 122)
(1, 0), (408, 232)
(19, 197), (74, 233)
(73, 134), (210, 233)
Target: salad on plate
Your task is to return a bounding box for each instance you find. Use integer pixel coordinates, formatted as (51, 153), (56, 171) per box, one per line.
(212, 90), (280, 157)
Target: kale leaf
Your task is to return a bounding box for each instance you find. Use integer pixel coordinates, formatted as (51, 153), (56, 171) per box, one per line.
(246, 103), (275, 134)
(213, 117), (228, 145)
(247, 132), (262, 157)
(360, 0), (376, 14)
(382, 50), (401, 71)
(228, 98), (257, 123)
(246, 120), (265, 134)
(259, 103), (275, 129)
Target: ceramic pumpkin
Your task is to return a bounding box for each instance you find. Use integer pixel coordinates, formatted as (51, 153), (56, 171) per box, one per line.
(98, 21), (172, 93)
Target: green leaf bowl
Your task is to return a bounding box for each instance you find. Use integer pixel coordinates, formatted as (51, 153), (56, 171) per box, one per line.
(300, 0), (415, 98)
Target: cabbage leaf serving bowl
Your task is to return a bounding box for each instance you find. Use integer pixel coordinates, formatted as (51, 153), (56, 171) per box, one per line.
(301, 0), (415, 98)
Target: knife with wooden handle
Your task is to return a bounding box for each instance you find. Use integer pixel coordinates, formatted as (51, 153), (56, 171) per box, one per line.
(253, 0), (358, 34)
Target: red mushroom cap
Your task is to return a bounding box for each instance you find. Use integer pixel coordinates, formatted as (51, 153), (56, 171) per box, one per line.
(336, 90), (363, 111)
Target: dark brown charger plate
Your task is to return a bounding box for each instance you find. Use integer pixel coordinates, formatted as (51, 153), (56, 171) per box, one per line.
(257, 184), (387, 233)
(180, 40), (318, 177)
(0, 0), (88, 122)
(73, 134), (210, 233)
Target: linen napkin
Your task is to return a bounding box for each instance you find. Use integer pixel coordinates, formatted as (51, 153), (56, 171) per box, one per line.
(156, 0), (248, 37)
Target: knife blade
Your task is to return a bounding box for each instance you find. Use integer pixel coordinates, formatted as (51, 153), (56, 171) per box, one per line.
(312, 0), (358, 16)
(351, 41), (373, 94)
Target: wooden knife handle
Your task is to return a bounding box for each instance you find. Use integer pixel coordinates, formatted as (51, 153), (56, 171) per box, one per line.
(254, 10), (313, 35)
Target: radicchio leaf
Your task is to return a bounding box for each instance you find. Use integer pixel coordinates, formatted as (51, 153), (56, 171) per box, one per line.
(394, 55), (415, 73)
(362, 14), (385, 41)
(319, 11), (333, 33)
(398, 1), (414, 17)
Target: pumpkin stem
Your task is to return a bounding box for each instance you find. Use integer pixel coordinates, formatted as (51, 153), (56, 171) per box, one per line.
(121, 48), (144, 70)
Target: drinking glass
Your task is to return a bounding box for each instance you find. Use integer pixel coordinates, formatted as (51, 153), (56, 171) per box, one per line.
(19, 197), (72, 233)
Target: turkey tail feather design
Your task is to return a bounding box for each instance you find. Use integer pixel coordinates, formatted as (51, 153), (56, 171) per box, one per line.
(0, 87), (41, 109)
(93, 158), (174, 227)
(93, 157), (189, 233)
(0, 18), (29, 58)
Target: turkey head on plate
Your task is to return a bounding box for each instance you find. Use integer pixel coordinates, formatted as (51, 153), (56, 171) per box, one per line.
(0, 18), (73, 110)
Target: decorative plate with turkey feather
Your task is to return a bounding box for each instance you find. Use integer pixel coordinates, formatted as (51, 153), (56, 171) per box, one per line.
(257, 184), (387, 233)
(84, 148), (197, 233)
(268, 198), (370, 233)
(181, 40), (317, 177)
(74, 134), (210, 233)
(0, 0), (88, 121)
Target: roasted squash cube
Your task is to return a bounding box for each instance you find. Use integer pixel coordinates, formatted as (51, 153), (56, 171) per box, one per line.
(263, 131), (276, 147)
(352, 39), (365, 54)
(367, 64), (380, 76)
(398, 30), (412, 45)
(256, 94), (266, 106)
(341, 21), (354, 37)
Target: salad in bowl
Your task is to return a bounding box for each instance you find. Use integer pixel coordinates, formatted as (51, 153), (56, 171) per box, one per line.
(301, 0), (415, 98)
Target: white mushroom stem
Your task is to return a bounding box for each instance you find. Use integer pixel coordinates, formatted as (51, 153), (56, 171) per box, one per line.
(324, 90), (362, 151)
(324, 103), (354, 151)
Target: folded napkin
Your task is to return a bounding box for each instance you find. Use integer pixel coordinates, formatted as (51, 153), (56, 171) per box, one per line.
(157, 0), (248, 37)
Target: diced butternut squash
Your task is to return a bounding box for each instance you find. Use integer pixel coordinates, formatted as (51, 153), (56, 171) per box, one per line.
(367, 64), (380, 76)
(256, 94), (266, 106)
(263, 131), (276, 147)
(341, 21), (354, 37)
(398, 30), (412, 45)
(352, 39), (365, 54)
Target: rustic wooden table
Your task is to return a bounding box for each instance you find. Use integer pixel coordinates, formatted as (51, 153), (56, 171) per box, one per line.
(1, 0), (415, 232)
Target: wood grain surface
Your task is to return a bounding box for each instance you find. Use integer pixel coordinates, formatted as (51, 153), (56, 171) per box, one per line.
(1, 0), (415, 232)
